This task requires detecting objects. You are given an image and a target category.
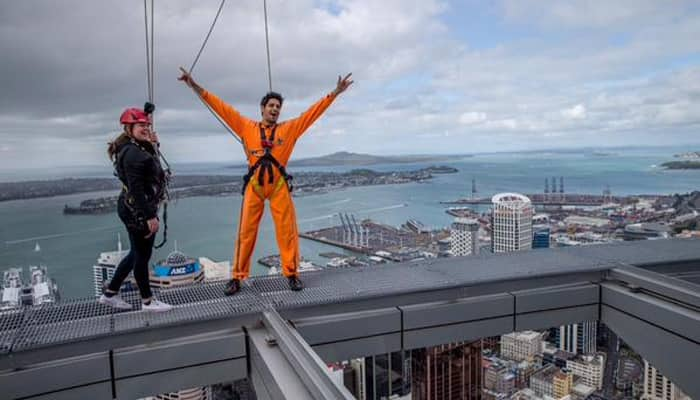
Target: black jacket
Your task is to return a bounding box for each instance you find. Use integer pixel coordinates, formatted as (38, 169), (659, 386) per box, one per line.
(115, 140), (165, 221)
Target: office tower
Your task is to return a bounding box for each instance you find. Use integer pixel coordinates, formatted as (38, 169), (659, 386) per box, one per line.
(149, 251), (205, 288)
(553, 369), (573, 398)
(491, 193), (533, 253)
(450, 217), (480, 256)
(412, 341), (482, 400)
(642, 360), (691, 400)
(529, 365), (558, 398)
(365, 351), (411, 400)
(566, 354), (606, 391)
(92, 235), (130, 297)
(554, 321), (597, 354)
(532, 225), (550, 249)
(501, 331), (542, 362)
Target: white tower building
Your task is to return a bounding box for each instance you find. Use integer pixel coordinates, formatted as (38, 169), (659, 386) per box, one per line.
(491, 193), (533, 253)
(92, 234), (129, 297)
(556, 321), (597, 355)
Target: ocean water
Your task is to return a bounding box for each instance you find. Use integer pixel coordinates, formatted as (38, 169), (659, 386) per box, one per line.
(1, 146), (698, 299)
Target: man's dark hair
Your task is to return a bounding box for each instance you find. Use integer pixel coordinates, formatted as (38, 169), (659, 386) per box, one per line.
(260, 91), (284, 107)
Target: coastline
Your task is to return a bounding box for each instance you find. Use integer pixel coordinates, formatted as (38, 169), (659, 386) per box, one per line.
(661, 161), (700, 170)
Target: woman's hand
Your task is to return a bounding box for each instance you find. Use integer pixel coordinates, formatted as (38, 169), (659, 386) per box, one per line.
(145, 217), (160, 238)
(149, 131), (160, 144)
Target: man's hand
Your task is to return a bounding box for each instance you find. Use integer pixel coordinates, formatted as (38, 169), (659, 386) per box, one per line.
(178, 67), (205, 96)
(178, 67), (195, 87)
(144, 217), (160, 239)
(333, 73), (354, 96)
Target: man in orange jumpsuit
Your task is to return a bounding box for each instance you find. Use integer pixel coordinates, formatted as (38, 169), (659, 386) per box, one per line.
(179, 70), (353, 295)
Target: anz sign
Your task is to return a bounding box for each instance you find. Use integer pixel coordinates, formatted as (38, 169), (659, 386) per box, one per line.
(153, 262), (200, 277)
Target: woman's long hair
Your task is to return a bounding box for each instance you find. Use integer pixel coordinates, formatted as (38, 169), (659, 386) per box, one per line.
(107, 126), (131, 162)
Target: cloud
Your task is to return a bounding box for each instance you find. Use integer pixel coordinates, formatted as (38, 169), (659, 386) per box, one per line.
(561, 104), (587, 120)
(459, 111), (487, 125)
(500, 0), (695, 30)
(1, 0), (700, 169)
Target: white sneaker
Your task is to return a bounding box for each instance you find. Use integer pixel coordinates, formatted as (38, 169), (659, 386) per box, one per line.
(141, 299), (173, 312)
(99, 294), (133, 310)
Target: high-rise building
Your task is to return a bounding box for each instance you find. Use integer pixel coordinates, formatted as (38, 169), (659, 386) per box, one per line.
(500, 331), (542, 362)
(145, 387), (211, 400)
(532, 225), (550, 249)
(450, 218), (480, 256)
(149, 251), (205, 288)
(198, 257), (231, 281)
(642, 360), (691, 400)
(341, 359), (366, 400)
(92, 235), (131, 297)
(566, 353), (605, 391)
(483, 359), (517, 399)
(412, 341), (482, 400)
(491, 193), (533, 253)
(553, 322), (597, 355)
(552, 369), (573, 398)
(529, 364), (558, 398)
(481, 336), (501, 352)
(365, 351), (411, 400)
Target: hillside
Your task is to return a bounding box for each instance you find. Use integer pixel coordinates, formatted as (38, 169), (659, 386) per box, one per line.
(288, 151), (454, 167)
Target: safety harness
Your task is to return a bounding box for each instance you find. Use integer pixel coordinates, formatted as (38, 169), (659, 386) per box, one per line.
(241, 125), (293, 195)
(115, 139), (170, 248)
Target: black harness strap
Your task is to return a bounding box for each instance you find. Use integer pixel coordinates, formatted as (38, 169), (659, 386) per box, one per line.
(258, 125), (276, 186)
(240, 125), (293, 195)
(154, 202), (167, 248)
(114, 140), (170, 248)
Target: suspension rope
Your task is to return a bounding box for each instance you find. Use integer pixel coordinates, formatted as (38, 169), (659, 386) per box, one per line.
(150, 0), (155, 103)
(189, 0), (226, 74)
(190, 78), (243, 145)
(181, 0), (242, 144)
(263, 0), (273, 92)
(143, 0), (170, 249)
(144, 0), (152, 102)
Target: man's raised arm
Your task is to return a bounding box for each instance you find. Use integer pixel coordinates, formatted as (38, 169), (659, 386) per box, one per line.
(178, 67), (251, 138)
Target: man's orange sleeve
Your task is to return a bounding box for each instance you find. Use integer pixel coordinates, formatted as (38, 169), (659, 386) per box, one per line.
(200, 90), (253, 140)
(287, 93), (337, 140)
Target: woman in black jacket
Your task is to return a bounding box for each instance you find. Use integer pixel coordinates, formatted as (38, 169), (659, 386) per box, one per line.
(100, 107), (172, 312)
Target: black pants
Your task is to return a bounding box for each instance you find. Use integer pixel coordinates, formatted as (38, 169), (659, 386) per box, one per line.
(108, 201), (155, 299)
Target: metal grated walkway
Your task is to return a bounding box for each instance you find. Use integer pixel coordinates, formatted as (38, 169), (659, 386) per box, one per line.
(0, 238), (698, 358)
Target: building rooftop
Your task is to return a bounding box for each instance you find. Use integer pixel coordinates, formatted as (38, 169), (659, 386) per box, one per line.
(503, 330), (541, 340)
(492, 192), (532, 208)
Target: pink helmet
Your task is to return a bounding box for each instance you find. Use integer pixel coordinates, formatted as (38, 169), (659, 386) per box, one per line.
(119, 108), (151, 125)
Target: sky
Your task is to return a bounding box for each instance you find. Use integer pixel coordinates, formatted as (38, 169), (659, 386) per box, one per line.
(1, 0), (700, 169)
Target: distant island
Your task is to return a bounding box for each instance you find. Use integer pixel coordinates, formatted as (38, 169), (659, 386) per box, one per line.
(673, 151), (700, 159)
(0, 175), (240, 203)
(661, 161), (700, 170)
(230, 151), (466, 168)
(590, 151), (618, 157)
(60, 166), (457, 214)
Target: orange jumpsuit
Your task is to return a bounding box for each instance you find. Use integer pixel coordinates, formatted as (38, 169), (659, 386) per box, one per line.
(201, 89), (337, 280)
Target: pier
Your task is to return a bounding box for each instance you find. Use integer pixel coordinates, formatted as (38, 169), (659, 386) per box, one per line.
(441, 193), (628, 207)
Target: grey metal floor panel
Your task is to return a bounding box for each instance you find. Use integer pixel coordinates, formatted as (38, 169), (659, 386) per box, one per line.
(0, 238), (697, 357)
(0, 310), (25, 354)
